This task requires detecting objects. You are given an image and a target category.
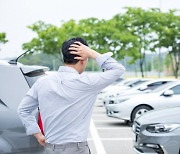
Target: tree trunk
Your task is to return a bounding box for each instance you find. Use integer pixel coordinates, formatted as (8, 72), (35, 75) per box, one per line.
(174, 52), (180, 79)
(139, 52), (145, 78)
(139, 58), (144, 78)
(158, 48), (161, 78)
(169, 52), (179, 79)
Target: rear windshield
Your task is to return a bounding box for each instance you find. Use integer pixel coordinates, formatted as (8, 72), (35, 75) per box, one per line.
(24, 69), (46, 87)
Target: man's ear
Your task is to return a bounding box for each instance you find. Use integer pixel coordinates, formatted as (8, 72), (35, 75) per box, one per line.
(80, 60), (84, 65)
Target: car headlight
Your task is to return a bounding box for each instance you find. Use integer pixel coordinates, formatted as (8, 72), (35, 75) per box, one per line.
(109, 99), (128, 104)
(146, 124), (180, 133)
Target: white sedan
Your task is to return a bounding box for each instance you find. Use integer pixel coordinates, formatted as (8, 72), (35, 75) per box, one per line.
(96, 78), (148, 104)
(103, 79), (175, 107)
(106, 81), (180, 123)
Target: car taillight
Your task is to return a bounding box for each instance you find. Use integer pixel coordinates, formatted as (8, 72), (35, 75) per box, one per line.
(38, 111), (44, 135)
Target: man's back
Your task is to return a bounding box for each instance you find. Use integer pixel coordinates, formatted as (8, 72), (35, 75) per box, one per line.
(36, 67), (100, 144)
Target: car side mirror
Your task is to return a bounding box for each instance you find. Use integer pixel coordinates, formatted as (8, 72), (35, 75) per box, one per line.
(163, 90), (174, 96)
(139, 85), (148, 91)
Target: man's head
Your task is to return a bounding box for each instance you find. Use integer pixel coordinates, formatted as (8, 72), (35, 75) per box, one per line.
(61, 37), (88, 73)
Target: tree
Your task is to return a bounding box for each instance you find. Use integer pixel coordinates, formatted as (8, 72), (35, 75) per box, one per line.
(22, 21), (61, 54)
(162, 11), (180, 78)
(19, 52), (62, 70)
(22, 20), (85, 61)
(22, 8), (180, 76)
(0, 32), (8, 51)
(121, 8), (158, 77)
(151, 10), (180, 78)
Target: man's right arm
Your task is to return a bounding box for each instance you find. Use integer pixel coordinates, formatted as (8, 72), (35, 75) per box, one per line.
(87, 52), (125, 91)
(69, 42), (125, 91)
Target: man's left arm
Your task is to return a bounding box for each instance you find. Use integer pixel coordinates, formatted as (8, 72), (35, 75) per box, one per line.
(17, 81), (46, 146)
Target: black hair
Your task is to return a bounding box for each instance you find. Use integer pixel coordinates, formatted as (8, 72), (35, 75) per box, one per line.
(61, 37), (88, 64)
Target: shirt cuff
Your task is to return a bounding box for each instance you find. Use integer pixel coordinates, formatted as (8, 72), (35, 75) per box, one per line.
(25, 123), (41, 135)
(96, 52), (113, 67)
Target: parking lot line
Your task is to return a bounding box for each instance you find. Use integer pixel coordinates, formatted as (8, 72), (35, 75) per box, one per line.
(100, 138), (133, 141)
(97, 127), (131, 130)
(90, 119), (106, 154)
(93, 120), (123, 122)
(87, 138), (133, 141)
(92, 114), (106, 116)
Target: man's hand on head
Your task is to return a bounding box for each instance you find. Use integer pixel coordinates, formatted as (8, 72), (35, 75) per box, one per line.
(69, 42), (101, 60)
(34, 132), (46, 147)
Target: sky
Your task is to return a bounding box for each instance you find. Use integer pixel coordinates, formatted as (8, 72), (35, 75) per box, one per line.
(0, 0), (180, 59)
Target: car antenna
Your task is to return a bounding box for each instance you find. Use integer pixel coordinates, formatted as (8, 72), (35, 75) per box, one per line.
(8, 50), (33, 65)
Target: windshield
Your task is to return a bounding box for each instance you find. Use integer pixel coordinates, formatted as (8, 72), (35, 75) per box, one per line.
(127, 80), (147, 88)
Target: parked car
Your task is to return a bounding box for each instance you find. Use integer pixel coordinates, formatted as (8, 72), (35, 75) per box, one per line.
(133, 107), (180, 154)
(106, 81), (180, 123)
(103, 79), (175, 106)
(104, 79), (175, 106)
(0, 59), (48, 153)
(96, 78), (149, 104)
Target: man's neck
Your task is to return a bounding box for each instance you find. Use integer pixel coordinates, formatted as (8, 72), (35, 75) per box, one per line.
(64, 64), (80, 74)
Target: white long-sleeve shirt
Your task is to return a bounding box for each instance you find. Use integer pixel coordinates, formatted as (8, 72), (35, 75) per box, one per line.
(17, 52), (125, 144)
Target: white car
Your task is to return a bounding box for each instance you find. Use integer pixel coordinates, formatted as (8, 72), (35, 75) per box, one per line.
(104, 79), (175, 106)
(96, 78), (148, 104)
(106, 81), (180, 123)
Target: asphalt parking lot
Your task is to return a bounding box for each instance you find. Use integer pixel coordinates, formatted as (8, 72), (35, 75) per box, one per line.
(88, 102), (135, 154)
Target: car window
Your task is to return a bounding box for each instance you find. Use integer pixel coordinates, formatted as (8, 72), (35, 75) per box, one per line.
(151, 82), (176, 93)
(127, 80), (147, 88)
(146, 81), (170, 91)
(170, 85), (180, 95)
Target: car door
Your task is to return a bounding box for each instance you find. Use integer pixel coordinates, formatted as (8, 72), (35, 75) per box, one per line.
(157, 84), (180, 109)
(168, 85), (180, 106)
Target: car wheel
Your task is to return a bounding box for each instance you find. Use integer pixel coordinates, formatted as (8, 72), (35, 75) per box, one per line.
(124, 120), (132, 126)
(131, 105), (152, 123)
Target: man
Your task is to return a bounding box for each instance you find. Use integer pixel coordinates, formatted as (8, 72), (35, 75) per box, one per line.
(17, 37), (125, 154)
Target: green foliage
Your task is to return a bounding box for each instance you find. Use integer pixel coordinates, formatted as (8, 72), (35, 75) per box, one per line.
(19, 52), (62, 70)
(0, 32), (8, 49)
(22, 8), (180, 78)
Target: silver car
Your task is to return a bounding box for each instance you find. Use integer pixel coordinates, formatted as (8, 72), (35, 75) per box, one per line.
(106, 81), (180, 123)
(0, 59), (48, 153)
(104, 79), (175, 106)
(133, 107), (180, 154)
(97, 78), (149, 104)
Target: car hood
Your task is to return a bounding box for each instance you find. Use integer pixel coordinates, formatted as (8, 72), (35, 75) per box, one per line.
(136, 107), (180, 124)
(111, 93), (143, 101)
(112, 92), (157, 102)
(104, 86), (131, 95)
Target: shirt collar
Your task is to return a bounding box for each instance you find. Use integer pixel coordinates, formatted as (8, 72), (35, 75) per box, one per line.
(58, 66), (79, 74)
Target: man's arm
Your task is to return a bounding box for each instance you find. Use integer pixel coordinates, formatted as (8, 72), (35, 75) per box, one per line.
(17, 81), (46, 146)
(87, 52), (125, 91)
(69, 42), (125, 91)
